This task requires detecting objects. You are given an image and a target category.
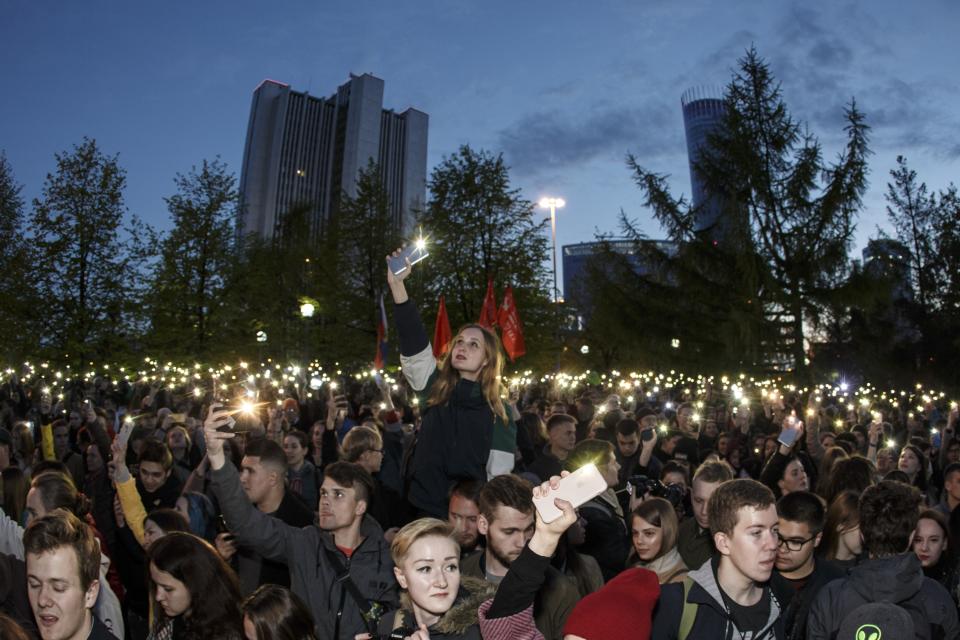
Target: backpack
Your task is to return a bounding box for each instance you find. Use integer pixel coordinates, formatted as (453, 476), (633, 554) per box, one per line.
(836, 601), (919, 640)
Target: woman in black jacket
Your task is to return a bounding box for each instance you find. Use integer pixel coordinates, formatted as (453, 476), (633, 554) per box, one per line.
(386, 250), (517, 519)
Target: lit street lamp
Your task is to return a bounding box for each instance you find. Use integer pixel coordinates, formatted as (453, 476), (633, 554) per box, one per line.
(538, 197), (565, 303)
(299, 302), (315, 318)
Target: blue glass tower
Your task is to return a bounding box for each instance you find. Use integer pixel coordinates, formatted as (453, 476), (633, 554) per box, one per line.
(681, 86), (725, 236)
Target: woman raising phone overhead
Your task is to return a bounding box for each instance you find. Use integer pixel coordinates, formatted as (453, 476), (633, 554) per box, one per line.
(386, 249), (517, 519)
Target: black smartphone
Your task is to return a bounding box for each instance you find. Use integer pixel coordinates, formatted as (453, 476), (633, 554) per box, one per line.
(217, 515), (236, 542)
(211, 403), (239, 433)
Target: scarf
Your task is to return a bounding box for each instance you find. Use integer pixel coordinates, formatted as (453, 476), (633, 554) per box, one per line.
(637, 547), (686, 584)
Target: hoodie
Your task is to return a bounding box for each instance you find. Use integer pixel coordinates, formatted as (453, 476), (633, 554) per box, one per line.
(651, 556), (784, 639)
(806, 553), (959, 640)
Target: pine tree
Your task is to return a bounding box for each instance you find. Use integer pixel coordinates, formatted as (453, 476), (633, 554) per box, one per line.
(881, 161), (960, 388)
(935, 186), (960, 316)
(626, 47), (869, 377)
(885, 156), (940, 309)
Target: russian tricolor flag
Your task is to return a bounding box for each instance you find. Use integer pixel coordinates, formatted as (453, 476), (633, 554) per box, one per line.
(374, 294), (388, 370)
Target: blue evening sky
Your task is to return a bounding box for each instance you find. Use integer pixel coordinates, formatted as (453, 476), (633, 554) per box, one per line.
(3, 1), (958, 292)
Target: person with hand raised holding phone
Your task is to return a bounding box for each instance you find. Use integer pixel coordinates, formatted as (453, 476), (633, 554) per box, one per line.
(385, 248), (517, 520)
(759, 413), (812, 500)
(477, 473), (583, 640)
(204, 406), (398, 640)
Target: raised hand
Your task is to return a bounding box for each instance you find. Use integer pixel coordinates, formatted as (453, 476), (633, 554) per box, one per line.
(214, 532), (237, 561)
(386, 248), (412, 304)
(529, 472), (578, 558)
(203, 405), (235, 468)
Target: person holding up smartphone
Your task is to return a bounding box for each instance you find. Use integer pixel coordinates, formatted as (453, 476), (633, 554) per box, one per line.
(385, 248), (517, 520)
(759, 412), (813, 499)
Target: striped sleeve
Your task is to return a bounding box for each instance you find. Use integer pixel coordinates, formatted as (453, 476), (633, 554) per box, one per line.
(477, 601), (543, 640)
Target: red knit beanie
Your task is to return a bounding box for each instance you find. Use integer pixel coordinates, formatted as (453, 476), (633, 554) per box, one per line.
(563, 567), (660, 639)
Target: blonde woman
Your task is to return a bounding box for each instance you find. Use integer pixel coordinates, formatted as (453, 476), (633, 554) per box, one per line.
(387, 250), (517, 519)
(368, 518), (493, 640)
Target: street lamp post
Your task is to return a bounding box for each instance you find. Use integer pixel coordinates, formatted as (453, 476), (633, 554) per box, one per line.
(538, 197), (565, 303)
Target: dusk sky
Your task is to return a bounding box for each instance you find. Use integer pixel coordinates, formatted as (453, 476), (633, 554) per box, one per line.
(3, 1), (958, 292)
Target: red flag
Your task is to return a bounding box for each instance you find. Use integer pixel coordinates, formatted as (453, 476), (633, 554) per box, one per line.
(433, 295), (452, 359)
(478, 278), (498, 329)
(497, 286), (526, 360)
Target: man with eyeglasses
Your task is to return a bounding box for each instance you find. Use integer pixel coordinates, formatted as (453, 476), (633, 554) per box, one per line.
(769, 491), (843, 640)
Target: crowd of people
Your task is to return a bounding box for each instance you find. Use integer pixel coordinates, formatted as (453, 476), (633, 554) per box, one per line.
(0, 252), (959, 639)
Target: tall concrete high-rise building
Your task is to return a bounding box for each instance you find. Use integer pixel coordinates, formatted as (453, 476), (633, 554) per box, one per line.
(681, 86), (725, 236)
(238, 73), (428, 243)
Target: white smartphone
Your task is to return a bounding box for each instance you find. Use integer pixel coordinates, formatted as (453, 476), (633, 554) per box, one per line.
(116, 419), (134, 450)
(388, 243), (429, 275)
(777, 414), (802, 448)
(533, 463), (607, 523)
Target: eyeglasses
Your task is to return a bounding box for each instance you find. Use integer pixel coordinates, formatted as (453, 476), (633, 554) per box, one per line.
(776, 533), (817, 552)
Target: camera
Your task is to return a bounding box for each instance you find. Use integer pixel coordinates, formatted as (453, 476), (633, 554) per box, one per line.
(628, 475), (685, 508)
(383, 630), (416, 640)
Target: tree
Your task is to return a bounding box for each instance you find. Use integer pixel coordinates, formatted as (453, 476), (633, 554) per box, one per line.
(231, 162), (403, 366)
(334, 160), (401, 359)
(885, 156), (940, 309)
(879, 161), (960, 388)
(0, 152), (38, 360)
(31, 138), (137, 361)
(146, 158), (238, 360)
(417, 146), (555, 367)
(935, 186), (960, 317)
(627, 47), (869, 377)
(932, 187), (960, 388)
(229, 201), (342, 364)
(575, 219), (776, 374)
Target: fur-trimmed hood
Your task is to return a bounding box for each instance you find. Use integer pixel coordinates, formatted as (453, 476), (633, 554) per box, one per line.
(391, 575), (496, 637)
